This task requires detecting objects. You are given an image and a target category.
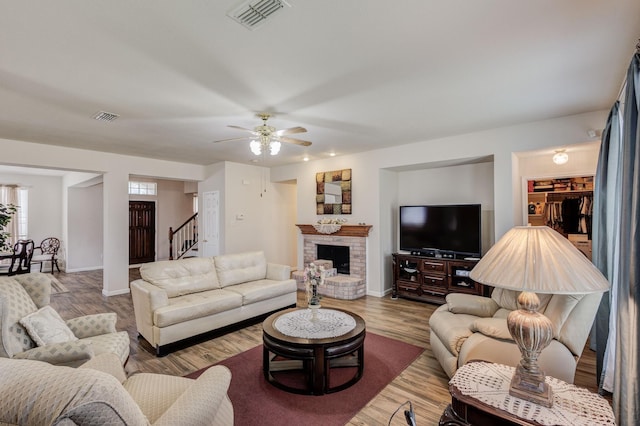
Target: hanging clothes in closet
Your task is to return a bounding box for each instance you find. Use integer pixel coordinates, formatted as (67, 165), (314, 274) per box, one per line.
(544, 201), (564, 234)
(559, 195), (593, 238)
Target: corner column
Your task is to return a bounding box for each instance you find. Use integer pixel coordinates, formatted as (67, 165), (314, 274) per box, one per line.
(103, 171), (130, 296)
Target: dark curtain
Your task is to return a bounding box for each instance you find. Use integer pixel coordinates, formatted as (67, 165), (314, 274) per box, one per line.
(593, 53), (640, 425)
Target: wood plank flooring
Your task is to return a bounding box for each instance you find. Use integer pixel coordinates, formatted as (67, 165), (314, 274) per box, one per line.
(49, 269), (602, 425)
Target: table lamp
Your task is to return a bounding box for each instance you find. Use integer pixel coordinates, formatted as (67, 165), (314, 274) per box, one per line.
(469, 226), (609, 407)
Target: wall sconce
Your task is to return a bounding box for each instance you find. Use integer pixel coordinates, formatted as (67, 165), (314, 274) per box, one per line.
(552, 149), (568, 165)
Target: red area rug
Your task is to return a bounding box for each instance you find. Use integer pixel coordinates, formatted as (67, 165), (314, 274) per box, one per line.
(186, 332), (424, 426)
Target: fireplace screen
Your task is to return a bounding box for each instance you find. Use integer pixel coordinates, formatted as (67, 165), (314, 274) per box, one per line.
(317, 244), (350, 275)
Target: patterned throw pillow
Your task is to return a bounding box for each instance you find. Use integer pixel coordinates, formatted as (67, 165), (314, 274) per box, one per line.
(19, 306), (78, 346)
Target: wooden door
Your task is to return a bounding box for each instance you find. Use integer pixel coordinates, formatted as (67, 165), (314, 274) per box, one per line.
(129, 201), (155, 264)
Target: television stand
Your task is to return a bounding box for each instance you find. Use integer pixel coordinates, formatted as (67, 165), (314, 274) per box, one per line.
(392, 253), (489, 304)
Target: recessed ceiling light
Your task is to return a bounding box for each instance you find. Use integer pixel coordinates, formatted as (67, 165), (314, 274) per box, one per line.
(329, 152), (336, 157)
(303, 156), (309, 162)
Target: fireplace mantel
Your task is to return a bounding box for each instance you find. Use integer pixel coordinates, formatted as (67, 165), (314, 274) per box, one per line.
(296, 224), (372, 237)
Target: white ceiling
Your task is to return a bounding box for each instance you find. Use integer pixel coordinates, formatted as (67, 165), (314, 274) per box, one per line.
(1, 1), (638, 167)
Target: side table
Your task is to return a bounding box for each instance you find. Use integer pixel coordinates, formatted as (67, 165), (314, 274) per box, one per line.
(439, 361), (615, 426)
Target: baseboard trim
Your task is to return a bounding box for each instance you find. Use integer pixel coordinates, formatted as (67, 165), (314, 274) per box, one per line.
(102, 288), (130, 297)
(65, 266), (103, 273)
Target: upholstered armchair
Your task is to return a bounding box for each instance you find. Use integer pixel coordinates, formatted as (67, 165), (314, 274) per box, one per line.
(0, 353), (234, 425)
(0, 273), (129, 367)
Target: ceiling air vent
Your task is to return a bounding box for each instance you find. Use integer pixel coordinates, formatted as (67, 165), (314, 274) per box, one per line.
(93, 111), (120, 122)
(227, 0), (291, 30)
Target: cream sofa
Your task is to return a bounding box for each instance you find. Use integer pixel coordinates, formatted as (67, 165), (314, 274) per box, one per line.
(429, 288), (602, 383)
(0, 353), (233, 425)
(130, 251), (297, 355)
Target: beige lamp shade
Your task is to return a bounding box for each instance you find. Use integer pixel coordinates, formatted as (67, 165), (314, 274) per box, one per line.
(469, 226), (609, 294)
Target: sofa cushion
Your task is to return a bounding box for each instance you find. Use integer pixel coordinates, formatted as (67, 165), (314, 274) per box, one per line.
(82, 331), (131, 365)
(140, 258), (220, 298)
(446, 293), (499, 318)
(153, 289), (243, 328)
(215, 251), (267, 288)
(428, 305), (475, 356)
(471, 317), (514, 341)
(0, 279), (38, 357)
(543, 293), (584, 338)
(224, 279), (297, 305)
(20, 305), (78, 346)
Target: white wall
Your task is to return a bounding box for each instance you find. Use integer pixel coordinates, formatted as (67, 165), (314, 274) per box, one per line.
(379, 169), (399, 295)
(67, 184), (103, 271)
(0, 172), (63, 248)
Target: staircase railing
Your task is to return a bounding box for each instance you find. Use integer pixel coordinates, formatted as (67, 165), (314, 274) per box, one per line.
(169, 213), (198, 260)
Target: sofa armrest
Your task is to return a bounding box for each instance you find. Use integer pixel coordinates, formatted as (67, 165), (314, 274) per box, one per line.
(153, 365), (233, 426)
(79, 352), (127, 383)
(12, 340), (94, 366)
(130, 279), (169, 343)
(471, 318), (514, 341)
(66, 313), (118, 338)
(446, 293), (499, 318)
(266, 263), (291, 281)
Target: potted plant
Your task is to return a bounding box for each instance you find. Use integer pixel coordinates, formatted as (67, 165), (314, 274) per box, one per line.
(0, 203), (17, 252)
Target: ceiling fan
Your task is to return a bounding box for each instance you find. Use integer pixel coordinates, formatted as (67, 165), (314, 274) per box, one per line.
(213, 113), (312, 156)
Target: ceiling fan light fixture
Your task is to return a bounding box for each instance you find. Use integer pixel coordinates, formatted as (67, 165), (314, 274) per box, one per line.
(250, 140), (262, 155)
(269, 141), (281, 155)
(553, 149), (569, 165)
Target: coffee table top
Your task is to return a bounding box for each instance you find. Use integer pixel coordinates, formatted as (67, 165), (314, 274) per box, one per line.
(263, 307), (365, 345)
(274, 308), (356, 338)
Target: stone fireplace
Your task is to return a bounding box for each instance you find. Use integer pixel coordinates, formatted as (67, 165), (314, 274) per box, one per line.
(294, 224), (372, 300)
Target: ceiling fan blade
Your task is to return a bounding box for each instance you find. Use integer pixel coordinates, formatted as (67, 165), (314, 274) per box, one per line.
(212, 136), (251, 143)
(275, 126), (307, 136)
(228, 125), (257, 134)
(279, 136), (312, 147)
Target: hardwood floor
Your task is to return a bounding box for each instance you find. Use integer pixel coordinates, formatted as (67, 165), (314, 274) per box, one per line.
(50, 269), (602, 425)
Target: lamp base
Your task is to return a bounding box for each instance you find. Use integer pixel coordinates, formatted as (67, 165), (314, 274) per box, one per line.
(506, 291), (555, 408)
(509, 365), (553, 408)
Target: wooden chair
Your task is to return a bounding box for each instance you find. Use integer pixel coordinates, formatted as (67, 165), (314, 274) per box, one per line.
(0, 239), (35, 276)
(31, 237), (61, 274)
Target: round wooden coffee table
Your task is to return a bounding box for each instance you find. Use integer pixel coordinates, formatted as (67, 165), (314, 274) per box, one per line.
(262, 307), (366, 395)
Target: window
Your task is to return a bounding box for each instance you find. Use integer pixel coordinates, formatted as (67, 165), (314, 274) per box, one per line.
(193, 194), (199, 214)
(0, 185), (28, 245)
(128, 181), (157, 196)
(16, 188), (28, 240)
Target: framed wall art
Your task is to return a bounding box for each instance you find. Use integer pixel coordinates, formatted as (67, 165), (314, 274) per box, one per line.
(316, 168), (351, 214)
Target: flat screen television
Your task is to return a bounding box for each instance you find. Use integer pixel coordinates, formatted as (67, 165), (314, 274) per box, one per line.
(399, 204), (481, 258)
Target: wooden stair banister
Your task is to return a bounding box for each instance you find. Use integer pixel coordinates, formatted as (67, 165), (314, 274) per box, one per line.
(169, 212), (198, 260)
